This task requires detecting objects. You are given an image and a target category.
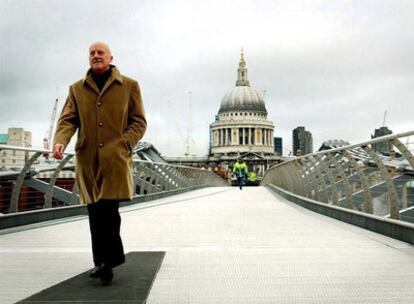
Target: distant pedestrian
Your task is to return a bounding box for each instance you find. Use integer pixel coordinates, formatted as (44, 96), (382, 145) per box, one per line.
(248, 171), (257, 183)
(53, 41), (147, 284)
(233, 158), (249, 190)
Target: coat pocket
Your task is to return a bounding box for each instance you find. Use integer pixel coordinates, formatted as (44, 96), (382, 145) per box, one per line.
(75, 137), (86, 151)
(122, 138), (132, 155)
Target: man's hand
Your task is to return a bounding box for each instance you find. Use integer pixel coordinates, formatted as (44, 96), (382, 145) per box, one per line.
(53, 144), (65, 160)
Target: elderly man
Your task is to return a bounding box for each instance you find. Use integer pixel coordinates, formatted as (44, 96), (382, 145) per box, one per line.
(53, 42), (147, 284)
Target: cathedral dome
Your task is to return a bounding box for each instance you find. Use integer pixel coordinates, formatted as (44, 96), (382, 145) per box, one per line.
(219, 86), (267, 114)
(210, 50), (275, 158)
(218, 49), (267, 114)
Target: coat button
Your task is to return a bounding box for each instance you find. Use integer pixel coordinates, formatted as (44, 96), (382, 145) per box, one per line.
(97, 102), (102, 107)
(99, 143), (104, 147)
(99, 122), (103, 127)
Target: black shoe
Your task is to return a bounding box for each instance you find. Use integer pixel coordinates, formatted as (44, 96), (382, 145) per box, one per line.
(89, 265), (103, 278)
(100, 264), (113, 284)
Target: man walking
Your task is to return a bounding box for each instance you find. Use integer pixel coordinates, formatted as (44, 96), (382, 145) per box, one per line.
(233, 158), (249, 190)
(53, 42), (147, 284)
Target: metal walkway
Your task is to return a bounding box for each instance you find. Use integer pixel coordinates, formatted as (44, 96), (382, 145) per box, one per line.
(1, 187), (414, 303)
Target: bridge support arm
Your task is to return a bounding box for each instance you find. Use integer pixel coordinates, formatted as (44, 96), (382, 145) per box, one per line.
(9, 152), (42, 213)
(44, 155), (74, 208)
(341, 150), (373, 213)
(363, 145), (399, 219)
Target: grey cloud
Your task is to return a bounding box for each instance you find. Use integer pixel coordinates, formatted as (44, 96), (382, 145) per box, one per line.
(1, 0), (413, 156)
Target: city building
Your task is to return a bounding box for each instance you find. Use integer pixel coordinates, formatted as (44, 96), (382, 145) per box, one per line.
(0, 128), (32, 168)
(274, 137), (283, 155)
(292, 126), (313, 156)
(371, 126), (392, 154)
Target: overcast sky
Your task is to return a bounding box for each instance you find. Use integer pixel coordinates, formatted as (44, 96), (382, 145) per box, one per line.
(1, 0), (413, 156)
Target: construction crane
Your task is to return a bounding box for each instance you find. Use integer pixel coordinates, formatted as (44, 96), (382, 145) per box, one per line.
(184, 91), (192, 157)
(382, 110), (387, 127)
(43, 97), (59, 160)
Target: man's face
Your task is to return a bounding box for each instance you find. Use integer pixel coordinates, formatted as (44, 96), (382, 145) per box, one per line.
(89, 43), (112, 73)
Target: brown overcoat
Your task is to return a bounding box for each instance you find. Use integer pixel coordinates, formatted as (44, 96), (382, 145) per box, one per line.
(53, 66), (147, 204)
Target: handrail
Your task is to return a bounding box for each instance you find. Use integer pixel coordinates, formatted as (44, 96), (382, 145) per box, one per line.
(267, 130), (414, 170)
(0, 145), (58, 154)
(261, 130), (414, 223)
(0, 144), (228, 214)
(0, 144), (220, 172)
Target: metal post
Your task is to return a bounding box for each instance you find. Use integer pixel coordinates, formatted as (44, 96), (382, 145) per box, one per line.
(402, 182), (408, 209)
(70, 181), (80, 205)
(44, 155), (74, 208)
(9, 152), (42, 213)
(390, 138), (414, 170)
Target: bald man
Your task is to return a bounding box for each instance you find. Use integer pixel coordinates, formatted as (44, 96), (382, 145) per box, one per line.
(53, 42), (147, 284)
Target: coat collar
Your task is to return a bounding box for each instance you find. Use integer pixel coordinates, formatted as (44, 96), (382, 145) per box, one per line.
(82, 65), (123, 94)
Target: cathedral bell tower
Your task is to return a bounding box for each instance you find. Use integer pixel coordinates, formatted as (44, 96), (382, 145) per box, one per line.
(235, 49), (250, 87)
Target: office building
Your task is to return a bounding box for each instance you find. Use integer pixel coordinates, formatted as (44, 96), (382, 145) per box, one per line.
(292, 126), (313, 156)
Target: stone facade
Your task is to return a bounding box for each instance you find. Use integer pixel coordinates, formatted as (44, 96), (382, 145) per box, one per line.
(0, 128), (32, 168)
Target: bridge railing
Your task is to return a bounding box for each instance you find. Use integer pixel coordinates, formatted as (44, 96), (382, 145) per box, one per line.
(261, 131), (414, 222)
(0, 145), (227, 215)
(132, 159), (227, 194)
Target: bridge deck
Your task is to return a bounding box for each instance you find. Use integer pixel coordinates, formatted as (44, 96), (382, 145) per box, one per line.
(1, 187), (414, 303)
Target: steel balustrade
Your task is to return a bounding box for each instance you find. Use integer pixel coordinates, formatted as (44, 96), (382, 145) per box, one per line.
(0, 145), (227, 214)
(312, 155), (330, 203)
(262, 130), (414, 221)
(328, 152), (354, 209)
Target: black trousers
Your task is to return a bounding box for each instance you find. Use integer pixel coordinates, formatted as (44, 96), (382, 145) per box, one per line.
(87, 200), (125, 268)
(236, 176), (245, 189)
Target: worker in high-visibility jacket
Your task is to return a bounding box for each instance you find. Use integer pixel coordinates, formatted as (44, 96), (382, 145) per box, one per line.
(248, 171), (257, 183)
(233, 158), (249, 190)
